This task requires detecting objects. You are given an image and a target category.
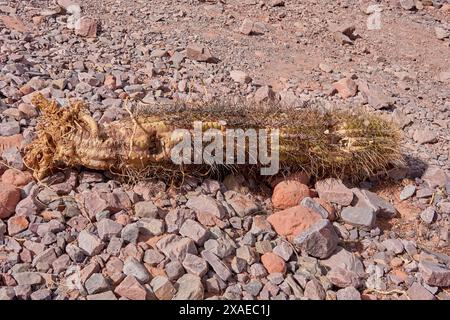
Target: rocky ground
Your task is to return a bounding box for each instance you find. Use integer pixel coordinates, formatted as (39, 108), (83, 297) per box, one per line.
(0, 0), (450, 300)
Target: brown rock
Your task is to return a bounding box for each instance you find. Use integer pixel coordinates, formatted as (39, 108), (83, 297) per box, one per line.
(0, 182), (21, 219)
(272, 180), (311, 210)
(254, 85), (275, 103)
(239, 18), (254, 35)
(1, 169), (33, 187)
(114, 276), (148, 300)
(0, 15), (29, 33)
(186, 44), (218, 63)
(0, 134), (23, 155)
(332, 78), (358, 99)
(267, 205), (322, 241)
(261, 252), (286, 274)
(7, 215), (29, 236)
(75, 17), (98, 37)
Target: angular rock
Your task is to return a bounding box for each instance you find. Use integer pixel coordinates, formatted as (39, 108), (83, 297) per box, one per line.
(134, 201), (159, 218)
(156, 234), (198, 262)
(230, 70), (252, 84)
(407, 282), (435, 300)
(261, 252), (286, 274)
(267, 205), (322, 241)
(224, 191), (259, 217)
(97, 218), (123, 241)
(332, 78), (358, 99)
(341, 206), (376, 229)
(7, 215), (29, 236)
(85, 273), (110, 295)
(201, 250), (232, 281)
(78, 230), (104, 256)
(304, 279), (326, 300)
(179, 219), (209, 245)
(186, 44), (218, 63)
(336, 287), (361, 300)
(315, 179), (353, 206)
(150, 276), (175, 300)
(182, 253), (208, 277)
(186, 195), (226, 219)
(13, 272), (42, 286)
(173, 274), (204, 300)
(114, 276), (148, 300)
(294, 219), (338, 259)
(75, 17), (97, 37)
(123, 257), (150, 283)
(0, 182), (21, 219)
(419, 261), (450, 287)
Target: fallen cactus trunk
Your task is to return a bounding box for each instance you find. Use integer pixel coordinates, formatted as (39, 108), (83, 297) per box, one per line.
(23, 94), (403, 183)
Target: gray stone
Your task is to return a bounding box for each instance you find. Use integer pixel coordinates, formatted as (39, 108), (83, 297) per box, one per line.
(341, 206), (376, 229)
(300, 197), (331, 219)
(400, 185), (416, 200)
(355, 189), (397, 218)
(182, 253), (208, 277)
(107, 237), (123, 255)
(13, 272), (43, 286)
(156, 234), (198, 262)
(203, 238), (235, 258)
(173, 274), (204, 300)
(321, 247), (365, 277)
(123, 257), (150, 283)
(143, 249), (165, 266)
(138, 218), (165, 236)
(164, 261), (185, 281)
(224, 191), (259, 217)
(0, 121), (20, 136)
(420, 207), (435, 224)
(78, 230), (104, 256)
(186, 195), (226, 218)
(134, 201), (159, 218)
(121, 223), (139, 244)
(382, 239), (404, 254)
(304, 279), (326, 300)
(243, 280), (263, 296)
(407, 282), (435, 300)
(272, 242), (293, 261)
(250, 263), (268, 278)
(336, 286), (361, 300)
(294, 219), (338, 259)
(85, 273), (110, 295)
(201, 250), (232, 281)
(97, 218), (122, 241)
(315, 179), (353, 206)
(179, 219), (209, 245)
(236, 245), (257, 265)
(30, 288), (52, 300)
(419, 261), (450, 287)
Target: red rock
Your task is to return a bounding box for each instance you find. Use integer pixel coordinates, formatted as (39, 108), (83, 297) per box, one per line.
(272, 180), (312, 210)
(0, 182), (21, 219)
(7, 215), (29, 236)
(0, 134), (23, 155)
(114, 275), (148, 300)
(1, 169), (33, 187)
(261, 252), (286, 274)
(269, 172), (310, 188)
(267, 205), (322, 241)
(75, 17), (98, 38)
(104, 74), (117, 90)
(332, 78), (358, 99)
(0, 15), (29, 33)
(186, 44), (218, 63)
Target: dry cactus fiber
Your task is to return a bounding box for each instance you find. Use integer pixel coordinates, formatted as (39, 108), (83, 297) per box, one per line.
(23, 94), (403, 182)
